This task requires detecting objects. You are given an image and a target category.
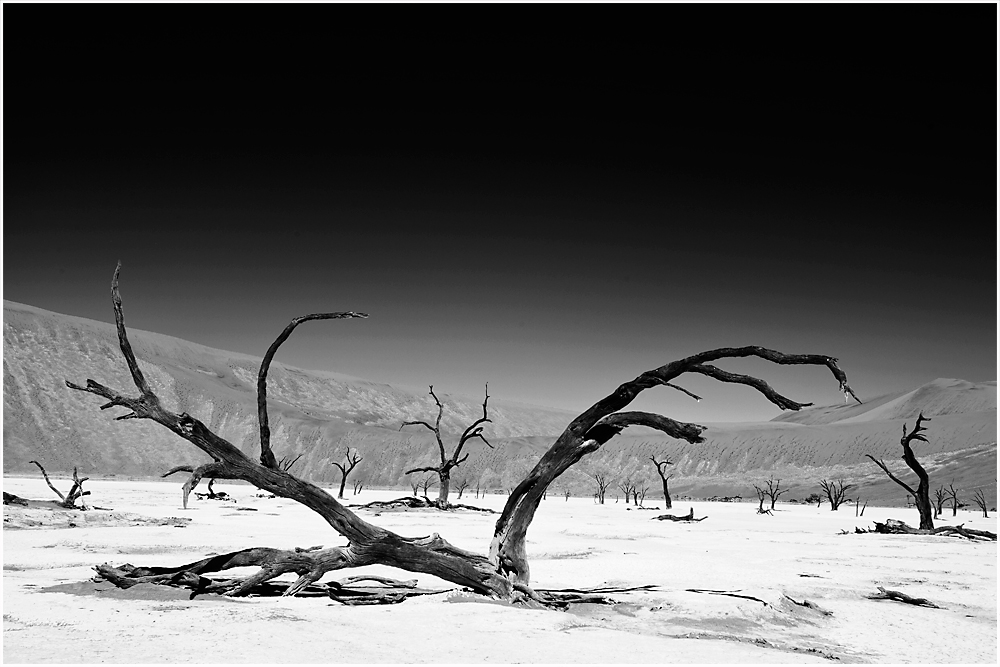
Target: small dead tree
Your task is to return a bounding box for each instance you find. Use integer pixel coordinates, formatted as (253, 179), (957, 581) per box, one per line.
(455, 478), (471, 499)
(973, 489), (989, 518)
(866, 413), (935, 530)
(633, 484), (649, 507)
(855, 496), (868, 517)
(564, 490), (571, 502)
(763, 476), (788, 510)
(819, 479), (854, 511)
(29, 461), (90, 509)
(400, 385), (493, 508)
(650, 455), (674, 510)
(70, 264), (860, 604)
(409, 480), (420, 496)
(933, 486), (947, 518)
(944, 484), (959, 517)
(418, 476), (437, 498)
(591, 473), (612, 504)
(353, 480), (364, 495)
(617, 479), (635, 505)
(752, 485), (772, 515)
(331, 448), (363, 500)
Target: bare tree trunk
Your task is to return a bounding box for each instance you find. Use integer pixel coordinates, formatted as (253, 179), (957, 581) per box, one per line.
(866, 414), (934, 530)
(69, 264), (860, 604)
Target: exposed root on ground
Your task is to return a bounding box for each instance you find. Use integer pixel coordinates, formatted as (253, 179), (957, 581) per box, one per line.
(867, 586), (942, 608)
(686, 588), (769, 606)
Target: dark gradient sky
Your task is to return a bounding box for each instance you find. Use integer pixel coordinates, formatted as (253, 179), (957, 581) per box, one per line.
(4, 7), (996, 423)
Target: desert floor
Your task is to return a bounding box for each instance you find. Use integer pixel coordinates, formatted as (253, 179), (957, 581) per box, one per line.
(3, 476), (996, 664)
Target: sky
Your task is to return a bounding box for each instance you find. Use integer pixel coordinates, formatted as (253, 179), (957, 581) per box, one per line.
(3, 6), (996, 424)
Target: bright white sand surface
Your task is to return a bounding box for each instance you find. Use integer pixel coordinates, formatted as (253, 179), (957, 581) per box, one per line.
(3, 476), (996, 663)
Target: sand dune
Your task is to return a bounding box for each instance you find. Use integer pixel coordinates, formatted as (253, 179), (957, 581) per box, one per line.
(4, 300), (995, 505)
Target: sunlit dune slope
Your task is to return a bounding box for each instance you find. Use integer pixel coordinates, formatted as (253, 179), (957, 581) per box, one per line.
(4, 300), (995, 505)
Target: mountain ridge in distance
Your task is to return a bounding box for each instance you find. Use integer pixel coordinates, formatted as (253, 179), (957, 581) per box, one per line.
(4, 300), (995, 506)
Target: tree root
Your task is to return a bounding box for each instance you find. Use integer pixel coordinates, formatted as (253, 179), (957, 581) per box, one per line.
(652, 507), (707, 522)
(872, 518), (996, 541)
(867, 586), (942, 608)
(348, 496), (496, 513)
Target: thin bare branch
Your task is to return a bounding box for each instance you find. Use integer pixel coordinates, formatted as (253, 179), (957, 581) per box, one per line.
(689, 364), (812, 411)
(662, 382), (702, 402)
(29, 460), (66, 502)
(257, 311), (368, 470)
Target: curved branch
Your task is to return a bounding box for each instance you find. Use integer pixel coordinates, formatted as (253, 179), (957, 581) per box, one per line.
(29, 460), (66, 503)
(404, 465), (442, 476)
(399, 421), (437, 434)
(689, 364), (812, 411)
(589, 411), (706, 445)
(489, 345), (858, 588)
(257, 311), (368, 469)
(455, 384), (493, 458)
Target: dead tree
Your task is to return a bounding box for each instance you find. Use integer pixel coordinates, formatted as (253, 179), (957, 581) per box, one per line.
(650, 455), (674, 510)
(418, 476), (437, 498)
(352, 480), (364, 496)
(617, 479), (635, 505)
(28, 461), (90, 509)
(455, 478), (470, 499)
(866, 413), (934, 529)
(819, 479), (854, 511)
(633, 484), (649, 507)
(69, 264), (859, 605)
(331, 448), (363, 500)
(763, 476), (788, 510)
(933, 486), (947, 518)
(652, 507), (707, 522)
(973, 489), (989, 518)
(752, 485), (772, 515)
(591, 473), (612, 504)
(944, 483), (959, 517)
(400, 385), (493, 508)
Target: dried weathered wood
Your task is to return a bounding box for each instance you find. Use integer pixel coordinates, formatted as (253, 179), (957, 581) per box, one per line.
(866, 413), (934, 529)
(783, 595), (833, 615)
(652, 507), (707, 522)
(973, 488), (989, 518)
(867, 586), (941, 608)
(687, 588), (769, 606)
(3, 492), (29, 506)
(162, 462), (241, 509)
(819, 479), (854, 511)
(28, 461), (90, 509)
(872, 518), (996, 541)
(400, 384), (493, 507)
(71, 263), (858, 606)
(349, 496), (497, 513)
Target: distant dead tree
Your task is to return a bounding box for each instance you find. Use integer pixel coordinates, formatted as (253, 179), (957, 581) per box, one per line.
(819, 479), (854, 511)
(933, 486), (947, 518)
(803, 492), (823, 507)
(29, 461), (90, 509)
(763, 477), (788, 510)
(352, 479), (364, 496)
(591, 473), (612, 504)
(650, 455), (674, 509)
(617, 479), (636, 505)
(409, 479), (420, 496)
(70, 264), (860, 604)
(944, 483), (959, 517)
(331, 448), (363, 500)
(973, 489), (989, 518)
(564, 490), (571, 502)
(455, 477), (471, 499)
(752, 485), (772, 515)
(866, 413), (935, 529)
(633, 484), (649, 507)
(400, 385), (493, 508)
(418, 475), (437, 498)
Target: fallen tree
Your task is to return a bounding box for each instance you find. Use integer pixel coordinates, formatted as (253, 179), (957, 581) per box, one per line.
(68, 263), (861, 606)
(651, 507), (707, 522)
(871, 518), (996, 541)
